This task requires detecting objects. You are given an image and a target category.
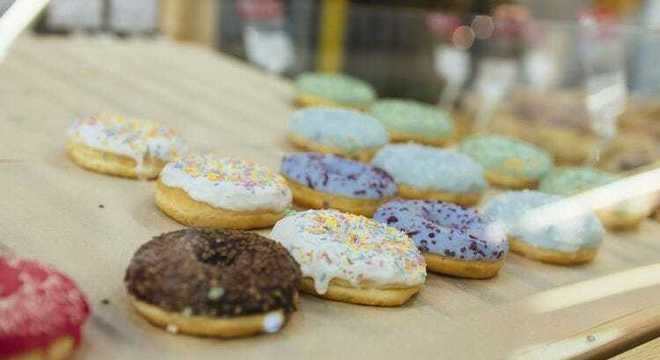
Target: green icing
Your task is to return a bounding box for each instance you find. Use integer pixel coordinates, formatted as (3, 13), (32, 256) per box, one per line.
(459, 135), (553, 180)
(294, 73), (376, 107)
(539, 167), (617, 196)
(368, 99), (454, 139)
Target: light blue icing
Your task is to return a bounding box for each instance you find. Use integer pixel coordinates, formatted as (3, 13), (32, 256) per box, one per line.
(371, 143), (487, 194)
(288, 107), (389, 152)
(481, 190), (604, 252)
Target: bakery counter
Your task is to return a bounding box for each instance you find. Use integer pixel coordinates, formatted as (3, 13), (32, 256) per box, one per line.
(1, 35), (659, 359)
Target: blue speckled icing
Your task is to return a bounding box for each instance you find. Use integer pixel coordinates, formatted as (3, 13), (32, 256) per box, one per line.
(371, 143), (487, 194)
(481, 191), (604, 252)
(374, 199), (508, 262)
(288, 107), (389, 151)
(281, 152), (397, 200)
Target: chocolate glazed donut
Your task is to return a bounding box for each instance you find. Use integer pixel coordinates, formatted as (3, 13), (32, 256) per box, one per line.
(125, 229), (302, 337)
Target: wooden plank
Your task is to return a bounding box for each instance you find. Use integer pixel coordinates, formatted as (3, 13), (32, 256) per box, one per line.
(511, 304), (660, 359)
(612, 337), (660, 360)
(1, 35), (660, 359)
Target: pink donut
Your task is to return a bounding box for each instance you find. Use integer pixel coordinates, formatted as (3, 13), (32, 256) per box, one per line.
(0, 257), (90, 359)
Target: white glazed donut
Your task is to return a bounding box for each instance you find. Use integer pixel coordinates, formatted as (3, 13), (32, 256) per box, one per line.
(270, 209), (426, 306)
(156, 153), (292, 229)
(66, 114), (188, 179)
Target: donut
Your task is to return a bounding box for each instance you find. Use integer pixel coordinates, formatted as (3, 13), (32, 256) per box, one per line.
(124, 229), (301, 338)
(368, 99), (454, 146)
(288, 107), (388, 162)
(156, 154), (292, 229)
(66, 114), (187, 179)
(482, 191), (604, 265)
(372, 143), (487, 206)
(271, 209), (425, 306)
(293, 72), (376, 110)
(1, 257), (90, 360)
(459, 134), (553, 189)
(539, 166), (658, 230)
(374, 200), (507, 279)
(280, 152), (397, 216)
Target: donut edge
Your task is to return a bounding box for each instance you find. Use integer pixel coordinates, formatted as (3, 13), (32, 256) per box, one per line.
(66, 141), (164, 180)
(294, 94), (370, 111)
(285, 178), (390, 216)
(299, 278), (421, 307)
(288, 134), (379, 162)
(484, 170), (540, 189)
(6, 336), (76, 360)
(155, 181), (286, 229)
(130, 298), (289, 338)
(398, 184), (482, 207)
(388, 130), (453, 147)
(423, 253), (504, 279)
(510, 238), (599, 265)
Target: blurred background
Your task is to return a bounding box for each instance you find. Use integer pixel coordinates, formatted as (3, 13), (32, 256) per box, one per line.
(2, 0), (659, 173)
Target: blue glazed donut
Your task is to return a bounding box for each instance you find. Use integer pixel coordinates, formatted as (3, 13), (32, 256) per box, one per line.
(288, 107), (389, 161)
(371, 143), (487, 206)
(374, 199), (508, 278)
(281, 152), (397, 216)
(481, 190), (604, 265)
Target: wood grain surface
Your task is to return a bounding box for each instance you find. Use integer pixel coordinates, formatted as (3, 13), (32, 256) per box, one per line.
(613, 337), (660, 360)
(1, 35), (660, 359)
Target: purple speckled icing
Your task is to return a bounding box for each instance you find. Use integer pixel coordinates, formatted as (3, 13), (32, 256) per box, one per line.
(374, 199), (508, 262)
(281, 152), (397, 200)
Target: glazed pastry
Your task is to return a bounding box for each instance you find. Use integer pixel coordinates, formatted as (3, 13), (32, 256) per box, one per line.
(482, 191), (604, 265)
(372, 143), (487, 206)
(281, 152), (397, 216)
(374, 200), (508, 279)
(288, 107), (389, 162)
(67, 114), (187, 179)
(459, 134), (553, 189)
(368, 99), (454, 146)
(599, 134), (660, 173)
(270, 209), (426, 306)
(125, 229), (301, 337)
(1, 256), (90, 360)
(293, 72), (376, 110)
(540, 166), (657, 230)
(156, 154), (292, 229)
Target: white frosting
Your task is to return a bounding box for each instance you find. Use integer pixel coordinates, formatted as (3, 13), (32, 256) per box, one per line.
(262, 311), (285, 333)
(159, 153), (292, 212)
(67, 114), (188, 176)
(270, 209), (426, 294)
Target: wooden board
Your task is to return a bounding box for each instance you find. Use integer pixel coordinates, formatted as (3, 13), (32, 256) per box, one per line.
(1, 35), (660, 359)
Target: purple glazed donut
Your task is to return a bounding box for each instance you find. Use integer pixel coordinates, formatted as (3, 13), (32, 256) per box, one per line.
(281, 152), (397, 216)
(374, 199), (508, 278)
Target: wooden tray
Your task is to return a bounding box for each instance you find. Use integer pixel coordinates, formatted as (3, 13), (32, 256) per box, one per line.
(1, 35), (659, 359)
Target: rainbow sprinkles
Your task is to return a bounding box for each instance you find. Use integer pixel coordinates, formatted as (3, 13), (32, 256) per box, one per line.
(270, 209), (426, 294)
(159, 154), (292, 212)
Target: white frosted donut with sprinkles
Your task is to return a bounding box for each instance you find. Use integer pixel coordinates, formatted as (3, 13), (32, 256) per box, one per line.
(270, 209), (426, 306)
(156, 153), (293, 229)
(0, 256), (90, 360)
(67, 114), (188, 179)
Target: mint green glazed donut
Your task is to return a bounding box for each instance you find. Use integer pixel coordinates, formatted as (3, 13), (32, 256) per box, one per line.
(539, 166), (657, 230)
(459, 135), (553, 189)
(294, 73), (376, 109)
(539, 167), (616, 196)
(368, 99), (454, 145)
